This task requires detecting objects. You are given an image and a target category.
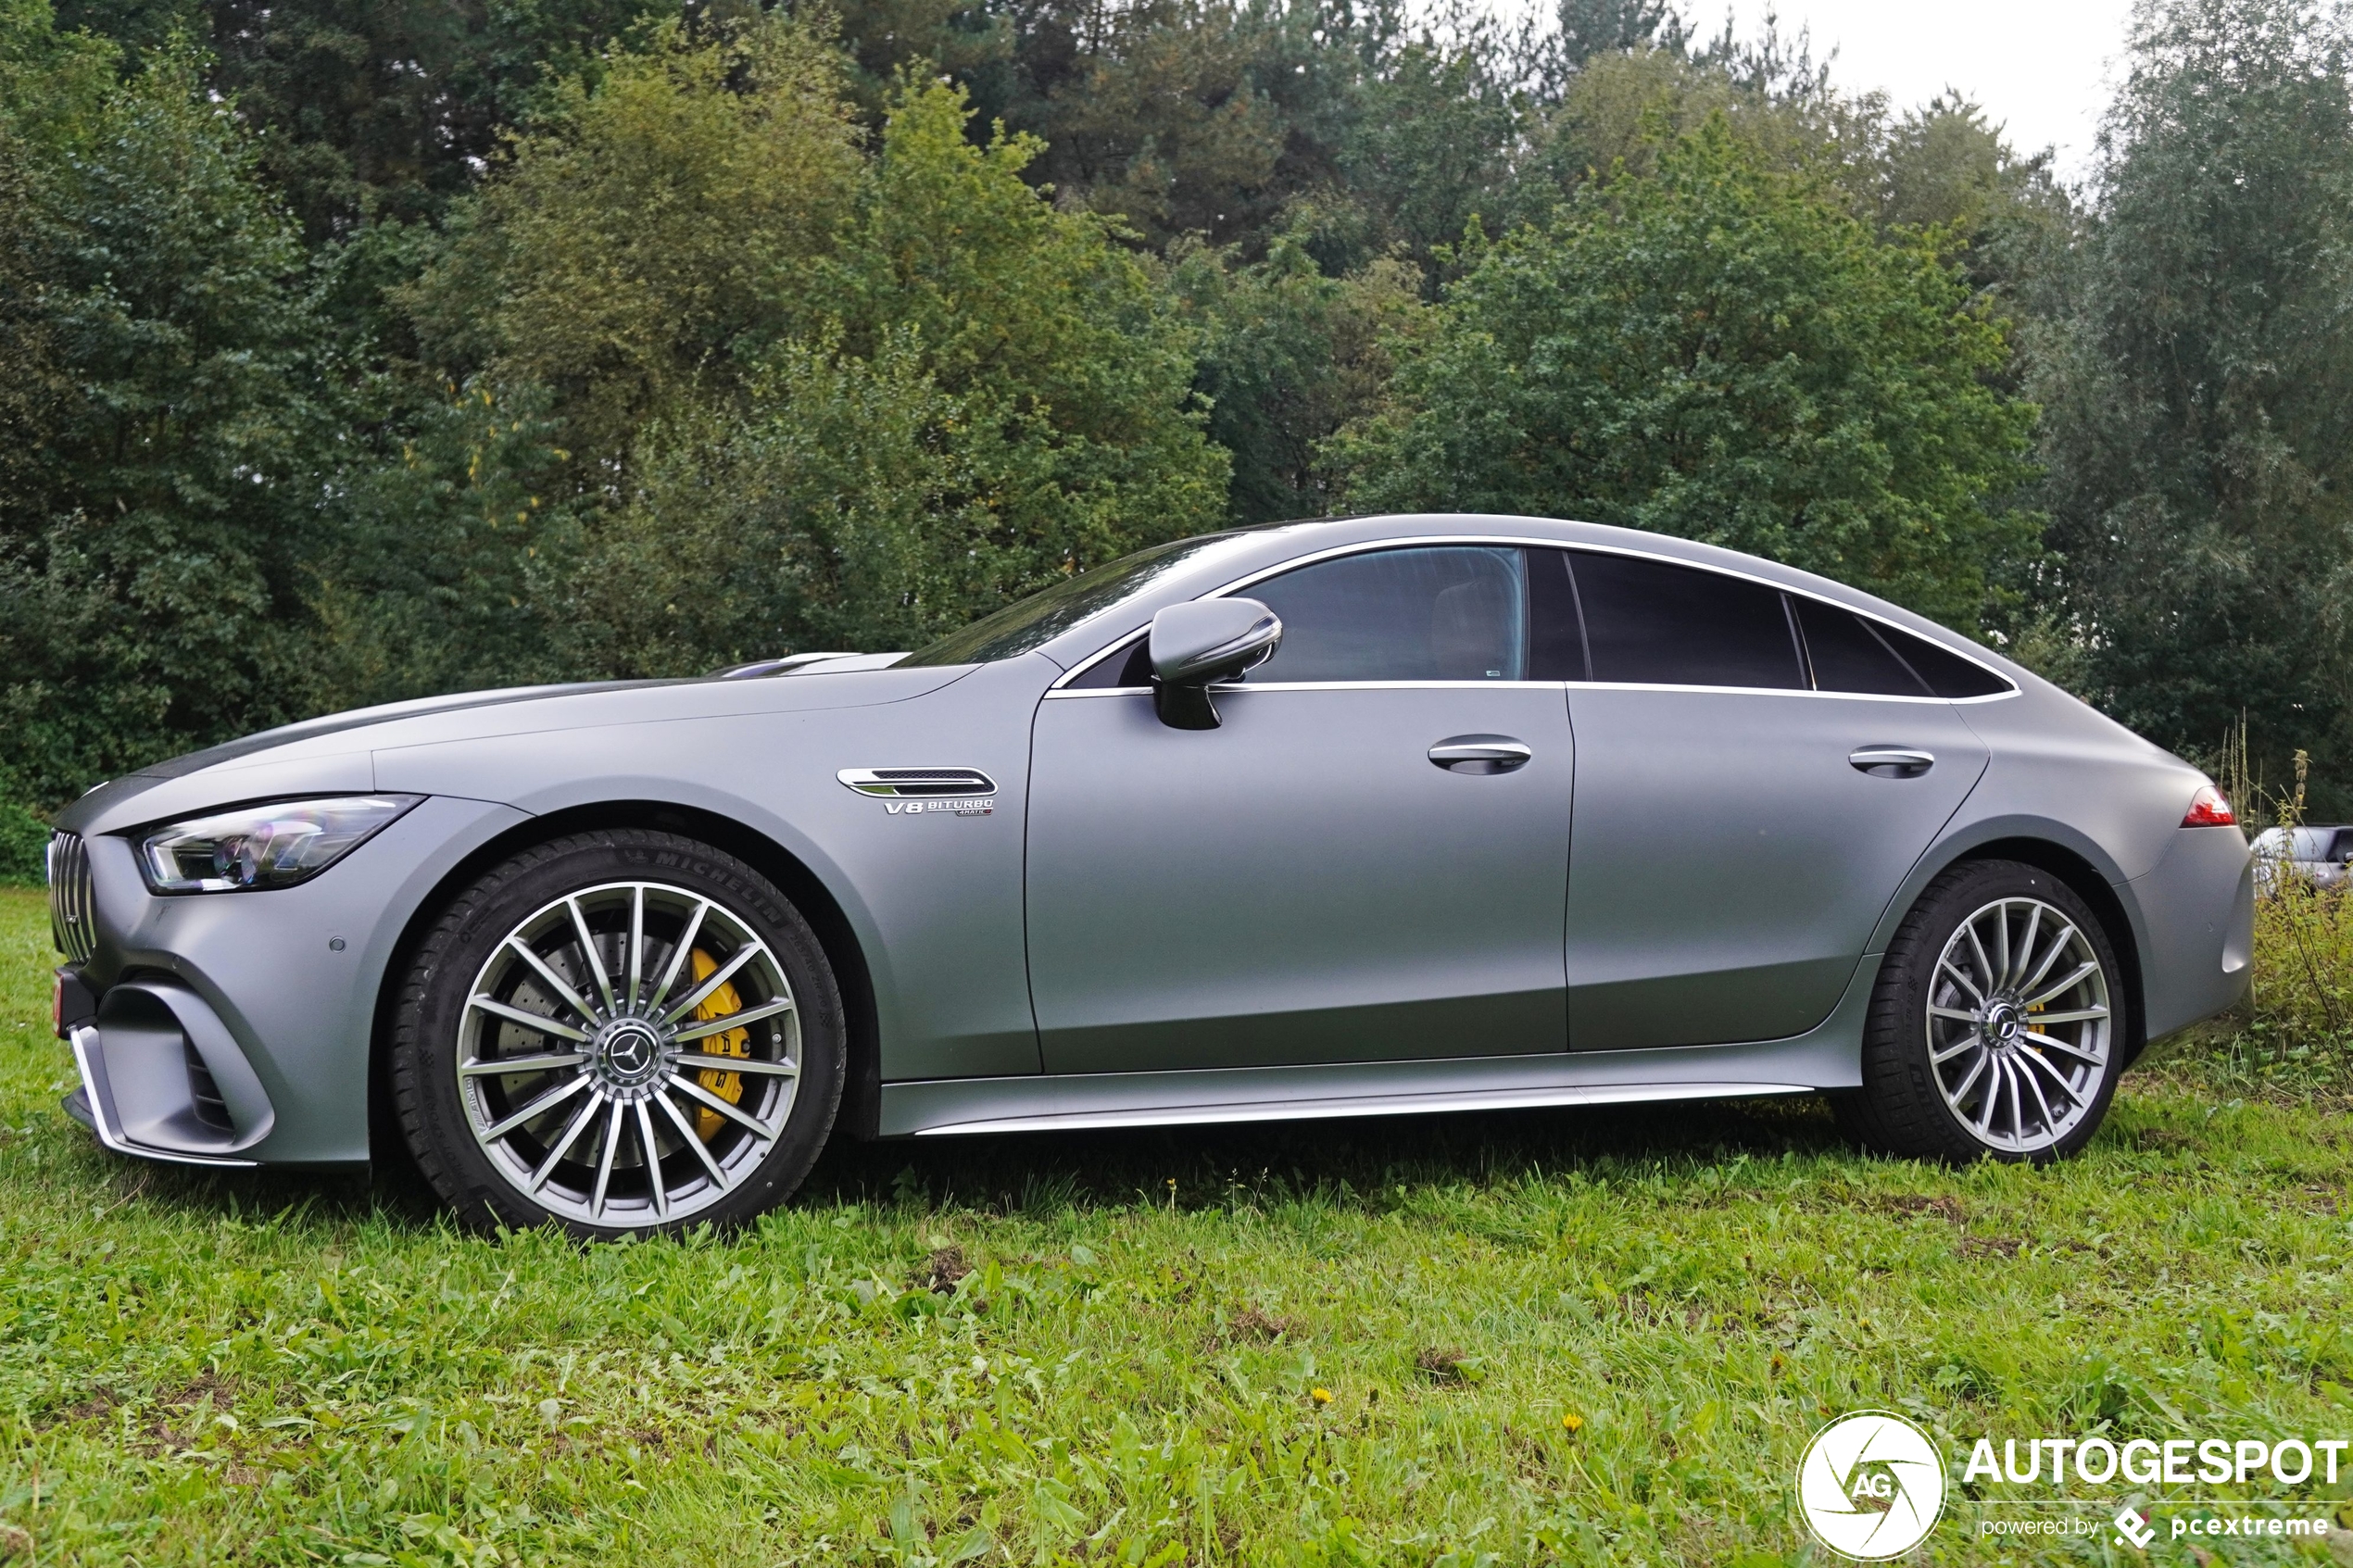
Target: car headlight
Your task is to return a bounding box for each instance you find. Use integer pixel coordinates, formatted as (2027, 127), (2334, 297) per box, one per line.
(137, 796), (423, 894)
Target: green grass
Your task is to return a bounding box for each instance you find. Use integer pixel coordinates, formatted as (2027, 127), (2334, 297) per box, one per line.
(2, 884), (2349, 1565)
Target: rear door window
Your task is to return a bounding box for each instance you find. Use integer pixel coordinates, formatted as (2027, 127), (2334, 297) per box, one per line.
(1567, 552), (1805, 689)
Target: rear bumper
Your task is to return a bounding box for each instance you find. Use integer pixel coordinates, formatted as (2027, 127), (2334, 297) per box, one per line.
(2127, 825), (2255, 1053)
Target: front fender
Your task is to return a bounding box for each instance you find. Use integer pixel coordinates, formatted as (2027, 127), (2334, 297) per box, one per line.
(370, 657), (1057, 1084)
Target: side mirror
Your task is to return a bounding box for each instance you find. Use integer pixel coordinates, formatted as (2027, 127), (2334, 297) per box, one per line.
(1147, 597), (1282, 730)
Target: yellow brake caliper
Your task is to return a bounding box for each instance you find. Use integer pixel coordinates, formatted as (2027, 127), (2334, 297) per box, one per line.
(687, 949), (749, 1139)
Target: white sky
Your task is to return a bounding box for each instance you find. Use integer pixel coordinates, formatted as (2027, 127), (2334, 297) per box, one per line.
(1692, 0), (2141, 181)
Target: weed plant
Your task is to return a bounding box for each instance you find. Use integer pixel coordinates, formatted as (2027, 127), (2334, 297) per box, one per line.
(2166, 743), (2353, 1098)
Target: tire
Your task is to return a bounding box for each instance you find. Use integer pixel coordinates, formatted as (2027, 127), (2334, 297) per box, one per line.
(1837, 859), (2126, 1164)
(389, 829), (846, 1237)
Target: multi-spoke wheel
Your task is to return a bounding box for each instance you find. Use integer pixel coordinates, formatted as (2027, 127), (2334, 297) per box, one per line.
(1839, 859), (2127, 1164)
(391, 831), (845, 1236)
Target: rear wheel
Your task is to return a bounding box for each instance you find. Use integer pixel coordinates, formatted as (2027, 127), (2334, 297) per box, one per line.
(1840, 859), (2124, 1163)
(390, 830), (844, 1236)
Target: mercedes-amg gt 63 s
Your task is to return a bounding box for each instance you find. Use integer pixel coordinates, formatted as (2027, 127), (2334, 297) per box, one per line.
(45, 515), (2253, 1236)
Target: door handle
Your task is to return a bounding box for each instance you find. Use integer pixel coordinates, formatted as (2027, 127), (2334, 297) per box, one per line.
(1850, 746), (1935, 778)
(1429, 735), (1532, 774)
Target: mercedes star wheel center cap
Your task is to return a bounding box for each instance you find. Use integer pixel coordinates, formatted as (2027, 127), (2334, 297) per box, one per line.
(595, 1019), (666, 1091)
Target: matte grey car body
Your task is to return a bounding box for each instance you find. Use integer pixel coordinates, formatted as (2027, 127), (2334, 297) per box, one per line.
(47, 514), (2254, 1180)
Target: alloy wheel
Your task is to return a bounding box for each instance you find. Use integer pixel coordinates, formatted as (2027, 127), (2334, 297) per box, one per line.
(455, 880), (800, 1227)
(1925, 896), (2112, 1155)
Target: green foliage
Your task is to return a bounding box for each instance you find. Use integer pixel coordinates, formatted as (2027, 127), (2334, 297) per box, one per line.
(405, 16), (862, 482)
(0, 798), (45, 884)
(57, 0), (685, 241)
(297, 381), (585, 711)
(1336, 33), (1521, 282)
(1334, 118), (2043, 628)
(561, 80), (1230, 675)
(0, 7), (331, 806)
(1176, 227), (1419, 523)
(2032, 0), (2353, 810)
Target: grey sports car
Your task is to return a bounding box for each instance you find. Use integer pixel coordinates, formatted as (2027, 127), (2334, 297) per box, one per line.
(45, 514), (2254, 1236)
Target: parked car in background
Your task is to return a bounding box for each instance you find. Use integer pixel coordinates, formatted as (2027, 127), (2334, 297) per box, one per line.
(2251, 825), (2353, 894)
(45, 513), (2255, 1236)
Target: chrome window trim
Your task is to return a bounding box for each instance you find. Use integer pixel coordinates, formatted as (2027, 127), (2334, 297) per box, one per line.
(1044, 680), (1567, 699)
(1047, 681), (1986, 705)
(1563, 682), (1999, 705)
(1047, 532), (2020, 699)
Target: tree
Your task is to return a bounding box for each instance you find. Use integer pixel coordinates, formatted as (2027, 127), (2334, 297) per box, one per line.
(0, 6), (331, 804)
(57, 0), (684, 242)
(1335, 30), (1520, 283)
(2033, 0), (2353, 806)
(557, 81), (1231, 675)
(1333, 117), (2042, 630)
(1175, 225), (1417, 522)
(403, 15), (862, 483)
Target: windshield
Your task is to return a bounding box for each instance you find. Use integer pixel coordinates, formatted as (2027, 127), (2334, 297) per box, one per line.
(899, 534), (1246, 667)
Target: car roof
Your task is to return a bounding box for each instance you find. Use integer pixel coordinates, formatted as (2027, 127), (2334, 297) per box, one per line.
(1027, 512), (2030, 684)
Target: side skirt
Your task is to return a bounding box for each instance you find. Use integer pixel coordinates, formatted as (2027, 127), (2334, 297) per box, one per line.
(880, 965), (1874, 1137)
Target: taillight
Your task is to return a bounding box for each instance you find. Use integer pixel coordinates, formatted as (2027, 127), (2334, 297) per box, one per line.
(2182, 784), (2234, 827)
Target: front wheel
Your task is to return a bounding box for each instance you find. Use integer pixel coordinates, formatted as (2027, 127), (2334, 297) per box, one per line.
(389, 830), (846, 1237)
(1839, 859), (2125, 1163)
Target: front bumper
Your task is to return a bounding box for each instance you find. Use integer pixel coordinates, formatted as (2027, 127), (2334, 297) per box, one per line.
(51, 794), (532, 1166)
(63, 978), (272, 1167)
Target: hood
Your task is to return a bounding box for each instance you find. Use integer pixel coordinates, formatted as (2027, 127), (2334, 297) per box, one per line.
(130, 681), (660, 780)
(60, 660), (961, 837)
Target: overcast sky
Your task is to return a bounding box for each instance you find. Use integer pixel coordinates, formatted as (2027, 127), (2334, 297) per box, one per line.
(1685, 0), (2141, 180)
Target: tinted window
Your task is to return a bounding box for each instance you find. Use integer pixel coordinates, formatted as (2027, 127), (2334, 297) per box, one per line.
(1528, 548), (1587, 681)
(1874, 622), (2014, 697)
(1793, 598), (1931, 696)
(1569, 553), (1804, 689)
(1066, 634), (1153, 688)
(900, 534), (1244, 667)
(1246, 546), (1529, 683)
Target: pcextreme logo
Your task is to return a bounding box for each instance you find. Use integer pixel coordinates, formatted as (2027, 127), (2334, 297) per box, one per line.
(1796, 1411), (1948, 1561)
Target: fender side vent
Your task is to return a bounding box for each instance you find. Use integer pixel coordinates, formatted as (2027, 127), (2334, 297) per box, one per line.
(837, 767), (998, 798)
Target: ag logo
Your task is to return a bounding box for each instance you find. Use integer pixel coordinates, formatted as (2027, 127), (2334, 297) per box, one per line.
(1796, 1411), (1946, 1560)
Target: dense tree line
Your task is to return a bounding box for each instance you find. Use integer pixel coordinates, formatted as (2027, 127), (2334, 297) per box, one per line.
(3, 0), (2350, 871)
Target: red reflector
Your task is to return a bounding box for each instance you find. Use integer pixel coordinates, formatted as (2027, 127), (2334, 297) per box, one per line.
(2182, 784), (2235, 827)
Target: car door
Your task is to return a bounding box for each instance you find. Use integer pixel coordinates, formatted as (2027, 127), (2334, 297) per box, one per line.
(1026, 543), (1579, 1073)
(1560, 550), (1997, 1051)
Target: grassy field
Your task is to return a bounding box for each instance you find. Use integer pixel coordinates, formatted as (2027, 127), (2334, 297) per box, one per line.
(2, 883), (2350, 1565)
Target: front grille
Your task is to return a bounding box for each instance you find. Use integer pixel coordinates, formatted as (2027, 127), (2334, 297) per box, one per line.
(46, 832), (95, 964)
(184, 1041), (233, 1133)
